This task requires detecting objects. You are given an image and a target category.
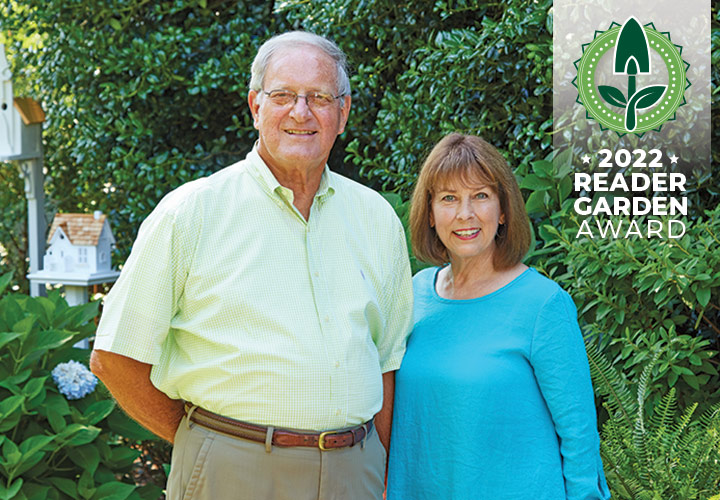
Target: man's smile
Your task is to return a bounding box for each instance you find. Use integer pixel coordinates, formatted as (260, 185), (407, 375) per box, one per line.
(285, 129), (317, 136)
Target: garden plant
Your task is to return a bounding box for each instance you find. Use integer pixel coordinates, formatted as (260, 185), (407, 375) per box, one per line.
(0, 272), (162, 500)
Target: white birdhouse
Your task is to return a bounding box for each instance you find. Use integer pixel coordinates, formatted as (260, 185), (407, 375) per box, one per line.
(43, 211), (116, 276)
(0, 44), (44, 161)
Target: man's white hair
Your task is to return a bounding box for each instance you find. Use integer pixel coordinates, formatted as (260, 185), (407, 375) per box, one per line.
(249, 31), (351, 99)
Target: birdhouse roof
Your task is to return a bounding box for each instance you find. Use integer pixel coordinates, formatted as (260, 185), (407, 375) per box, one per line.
(48, 213), (109, 246)
(13, 97), (45, 125)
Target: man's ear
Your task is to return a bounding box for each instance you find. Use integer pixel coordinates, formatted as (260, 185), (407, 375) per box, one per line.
(248, 90), (261, 130)
(337, 95), (351, 135)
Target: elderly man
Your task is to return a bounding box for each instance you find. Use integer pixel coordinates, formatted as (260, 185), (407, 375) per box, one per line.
(90, 31), (412, 500)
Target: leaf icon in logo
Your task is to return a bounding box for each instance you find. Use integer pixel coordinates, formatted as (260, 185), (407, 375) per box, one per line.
(598, 86), (627, 107)
(625, 85), (667, 131)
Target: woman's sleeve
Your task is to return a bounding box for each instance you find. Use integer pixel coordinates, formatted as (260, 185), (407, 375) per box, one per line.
(529, 288), (612, 500)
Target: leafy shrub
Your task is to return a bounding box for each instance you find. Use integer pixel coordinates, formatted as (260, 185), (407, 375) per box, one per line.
(533, 197), (720, 412)
(0, 273), (161, 500)
(281, 0), (553, 196)
(588, 343), (720, 499)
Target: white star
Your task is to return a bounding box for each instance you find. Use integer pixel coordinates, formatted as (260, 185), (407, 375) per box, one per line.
(669, 155), (679, 164)
(581, 154), (591, 164)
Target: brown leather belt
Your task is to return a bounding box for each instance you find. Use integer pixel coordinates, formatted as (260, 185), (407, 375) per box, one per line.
(184, 403), (373, 451)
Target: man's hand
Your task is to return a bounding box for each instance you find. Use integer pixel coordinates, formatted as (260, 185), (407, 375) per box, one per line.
(90, 349), (185, 443)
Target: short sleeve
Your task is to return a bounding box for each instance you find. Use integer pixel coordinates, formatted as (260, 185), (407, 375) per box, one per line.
(374, 217), (413, 373)
(529, 289), (611, 500)
(94, 188), (200, 364)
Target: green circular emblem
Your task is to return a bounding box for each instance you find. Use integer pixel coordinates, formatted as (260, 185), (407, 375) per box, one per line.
(573, 19), (690, 136)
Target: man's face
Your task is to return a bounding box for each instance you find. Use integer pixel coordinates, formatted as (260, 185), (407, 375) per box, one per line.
(248, 46), (351, 176)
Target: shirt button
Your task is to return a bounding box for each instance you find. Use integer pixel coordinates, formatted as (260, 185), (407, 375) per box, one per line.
(334, 361), (340, 368)
(314, 271), (319, 278)
(336, 409), (341, 416)
(324, 316), (330, 323)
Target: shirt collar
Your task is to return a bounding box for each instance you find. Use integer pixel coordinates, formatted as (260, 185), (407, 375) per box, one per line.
(246, 145), (335, 202)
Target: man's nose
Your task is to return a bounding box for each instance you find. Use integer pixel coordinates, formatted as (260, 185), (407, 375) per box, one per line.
(289, 96), (312, 119)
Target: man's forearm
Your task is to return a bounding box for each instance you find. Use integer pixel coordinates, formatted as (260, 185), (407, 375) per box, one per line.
(375, 370), (395, 454)
(90, 349), (184, 443)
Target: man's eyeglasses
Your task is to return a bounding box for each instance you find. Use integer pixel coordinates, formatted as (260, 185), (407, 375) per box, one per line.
(262, 89), (344, 109)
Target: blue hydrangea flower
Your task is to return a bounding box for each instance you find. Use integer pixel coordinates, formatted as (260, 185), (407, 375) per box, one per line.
(52, 360), (98, 400)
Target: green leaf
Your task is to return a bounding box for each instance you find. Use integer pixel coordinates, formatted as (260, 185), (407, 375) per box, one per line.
(43, 393), (71, 416)
(0, 478), (23, 500)
(530, 159), (553, 178)
(682, 373), (700, 390)
(92, 482), (136, 500)
(380, 192), (402, 209)
(2, 438), (21, 466)
(631, 85), (667, 110)
(66, 301), (100, 328)
(49, 477), (78, 498)
(0, 395), (25, 419)
(22, 482), (51, 500)
(22, 377), (47, 400)
(520, 174), (552, 191)
(12, 315), (37, 336)
(46, 407), (67, 433)
(0, 272), (13, 297)
(106, 411), (157, 441)
(19, 435), (55, 456)
(108, 447), (141, 468)
(696, 287), (711, 307)
(0, 331), (23, 351)
(66, 425), (102, 447)
(689, 354), (703, 366)
(14, 450), (47, 476)
(598, 85), (626, 107)
(66, 444), (101, 475)
(525, 190), (547, 215)
(109, 18), (122, 31)
(132, 484), (164, 500)
(57, 423), (101, 446)
(78, 469), (96, 500)
(83, 400), (116, 426)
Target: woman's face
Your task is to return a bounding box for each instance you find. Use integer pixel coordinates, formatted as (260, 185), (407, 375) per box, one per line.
(430, 176), (504, 266)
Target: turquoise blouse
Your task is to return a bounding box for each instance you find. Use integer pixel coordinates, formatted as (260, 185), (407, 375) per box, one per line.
(388, 267), (611, 500)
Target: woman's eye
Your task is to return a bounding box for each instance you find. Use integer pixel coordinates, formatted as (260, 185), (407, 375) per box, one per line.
(442, 195), (455, 202)
(475, 192), (488, 200)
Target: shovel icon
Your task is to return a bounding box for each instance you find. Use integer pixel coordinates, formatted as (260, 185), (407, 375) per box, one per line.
(597, 17), (667, 132)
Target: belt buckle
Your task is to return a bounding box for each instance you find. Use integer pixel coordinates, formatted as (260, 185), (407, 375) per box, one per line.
(318, 430), (341, 451)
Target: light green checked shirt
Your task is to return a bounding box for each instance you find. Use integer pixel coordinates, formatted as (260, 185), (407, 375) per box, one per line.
(95, 148), (413, 431)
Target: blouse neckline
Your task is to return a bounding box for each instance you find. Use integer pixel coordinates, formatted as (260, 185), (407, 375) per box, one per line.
(430, 266), (535, 304)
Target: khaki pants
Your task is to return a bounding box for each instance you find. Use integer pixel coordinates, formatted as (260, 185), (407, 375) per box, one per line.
(167, 416), (386, 500)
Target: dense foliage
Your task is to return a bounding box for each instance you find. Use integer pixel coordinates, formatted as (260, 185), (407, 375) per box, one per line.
(0, 273), (161, 500)
(280, 0), (552, 195)
(1, 0), (281, 283)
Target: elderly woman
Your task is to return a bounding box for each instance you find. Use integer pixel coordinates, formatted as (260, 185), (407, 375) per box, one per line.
(387, 133), (610, 500)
